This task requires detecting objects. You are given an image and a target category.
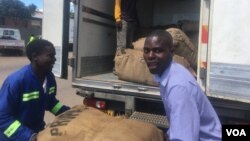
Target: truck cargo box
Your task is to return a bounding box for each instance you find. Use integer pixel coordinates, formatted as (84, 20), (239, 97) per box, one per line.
(42, 0), (250, 126)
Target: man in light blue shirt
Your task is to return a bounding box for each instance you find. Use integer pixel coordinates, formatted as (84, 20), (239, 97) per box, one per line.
(143, 29), (221, 141)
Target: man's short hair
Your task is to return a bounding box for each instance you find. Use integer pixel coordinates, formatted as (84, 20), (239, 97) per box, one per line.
(26, 39), (54, 61)
(147, 29), (173, 49)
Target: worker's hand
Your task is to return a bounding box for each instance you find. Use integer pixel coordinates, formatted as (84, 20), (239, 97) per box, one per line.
(116, 21), (122, 29)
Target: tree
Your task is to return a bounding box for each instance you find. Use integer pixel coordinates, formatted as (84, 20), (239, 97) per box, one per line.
(0, 0), (37, 24)
(69, 2), (75, 19)
(27, 4), (37, 16)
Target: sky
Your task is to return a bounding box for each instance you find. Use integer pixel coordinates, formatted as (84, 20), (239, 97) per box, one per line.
(20, 0), (74, 12)
(20, 0), (43, 11)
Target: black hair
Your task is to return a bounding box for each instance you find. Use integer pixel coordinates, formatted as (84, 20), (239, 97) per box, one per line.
(26, 39), (54, 61)
(147, 29), (173, 49)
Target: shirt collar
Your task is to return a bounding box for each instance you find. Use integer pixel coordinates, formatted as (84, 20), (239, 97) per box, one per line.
(154, 61), (172, 87)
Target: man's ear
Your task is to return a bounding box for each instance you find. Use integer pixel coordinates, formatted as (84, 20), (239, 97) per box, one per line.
(31, 53), (38, 61)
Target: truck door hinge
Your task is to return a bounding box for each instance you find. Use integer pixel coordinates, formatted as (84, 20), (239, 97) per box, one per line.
(200, 68), (207, 80)
(68, 57), (75, 67)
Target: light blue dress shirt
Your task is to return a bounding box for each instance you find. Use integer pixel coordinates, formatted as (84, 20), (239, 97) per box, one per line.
(154, 61), (221, 141)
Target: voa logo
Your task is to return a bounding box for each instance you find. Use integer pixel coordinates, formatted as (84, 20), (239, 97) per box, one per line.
(226, 129), (246, 136)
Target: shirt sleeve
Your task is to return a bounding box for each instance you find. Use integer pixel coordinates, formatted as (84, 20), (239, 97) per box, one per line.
(49, 99), (70, 116)
(0, 80), (34, 141)
(46, 85), (70, 116)
(114, 0), (121, 22)
(165, 84), (200, 141)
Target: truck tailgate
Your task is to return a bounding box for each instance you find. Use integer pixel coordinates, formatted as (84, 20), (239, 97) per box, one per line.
(72, 72), (160, 99)
(0, 39), (25, 47)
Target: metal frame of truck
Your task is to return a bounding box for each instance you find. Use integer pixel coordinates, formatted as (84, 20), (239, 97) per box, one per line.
(43, 0), (250, 129)
(73, 0), (250, 125)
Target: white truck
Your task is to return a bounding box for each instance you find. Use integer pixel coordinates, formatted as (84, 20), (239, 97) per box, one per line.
(43, 0), (250, 129)
(0, 27), (25, 55)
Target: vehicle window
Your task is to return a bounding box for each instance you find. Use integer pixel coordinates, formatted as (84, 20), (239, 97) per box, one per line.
(3, 30), (8, 36)
(9, 30), (14, 35)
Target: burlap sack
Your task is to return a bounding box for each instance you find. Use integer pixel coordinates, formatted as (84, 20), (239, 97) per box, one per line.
(114, 49), (158, 86)
(179, 20), (199, 33)
(38, 105), (163, 141)
(173, 54), (190, 68)
(132, 37), (194, 67)
(131, 37), (196, 76)
(114, 48), (196, 86)
(173, 54), (197, 78)
(133, 29), (197, 71)
(166, 28), (197, 70)
(132, 37), (146, 51)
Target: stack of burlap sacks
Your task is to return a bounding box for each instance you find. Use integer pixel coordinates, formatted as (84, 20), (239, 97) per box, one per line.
(37, 105), (163, 141)
(114, 28), (197, 86)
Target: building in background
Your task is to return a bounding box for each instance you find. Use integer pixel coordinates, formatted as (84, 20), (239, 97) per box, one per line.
(0, 10), (42, 45)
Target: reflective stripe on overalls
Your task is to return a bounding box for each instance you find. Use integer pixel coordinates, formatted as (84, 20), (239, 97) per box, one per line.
(4, 120), (21, 138)
(22, 91), (39, 102)
(49, 86), (55, 94)
(51, 102), (63, 115)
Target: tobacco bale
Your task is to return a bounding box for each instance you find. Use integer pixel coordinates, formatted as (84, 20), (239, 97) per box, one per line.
(166, 28), (197, 71)
(114, 49), (158, 86)
(38, 105), (163, 141)
(133, 37), (146, 51)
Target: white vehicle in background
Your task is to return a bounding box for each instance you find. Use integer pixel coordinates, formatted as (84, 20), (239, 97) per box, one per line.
(0, 27), (25, 55)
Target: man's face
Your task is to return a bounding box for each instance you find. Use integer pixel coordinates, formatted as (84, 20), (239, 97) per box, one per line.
(35, 46), (56, 73)
(143, 36), (172, 75)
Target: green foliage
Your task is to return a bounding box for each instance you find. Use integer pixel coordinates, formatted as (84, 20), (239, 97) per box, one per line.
(0, 0), (37, 18)
(27, 4), (37, 16)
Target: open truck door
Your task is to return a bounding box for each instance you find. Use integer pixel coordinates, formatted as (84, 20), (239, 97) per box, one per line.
(205, 0), (250, 121)
(42, 0), (70, 78)
(73, 0), (116, 80)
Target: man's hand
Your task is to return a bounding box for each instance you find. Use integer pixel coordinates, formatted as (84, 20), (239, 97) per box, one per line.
(116, 21), (122, 29)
